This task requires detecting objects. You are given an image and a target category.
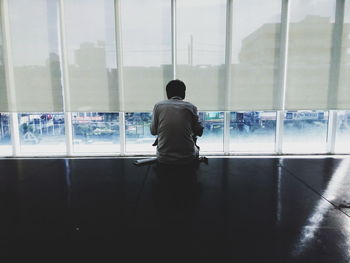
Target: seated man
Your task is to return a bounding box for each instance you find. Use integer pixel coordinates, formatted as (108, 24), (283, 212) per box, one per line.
(150, 80), (204, 164)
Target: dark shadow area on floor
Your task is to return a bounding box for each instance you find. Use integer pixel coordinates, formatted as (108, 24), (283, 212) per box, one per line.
(0, 158), (350, 262)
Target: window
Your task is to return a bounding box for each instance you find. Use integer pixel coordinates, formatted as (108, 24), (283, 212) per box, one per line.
(72, 112), (119, 153)
(0, 1), (349, 157)
(286, 0), (336, 109)
(197, 112), (224, 152)
(335, 111), (350, 153)
(125, 112), (155, 153)
(64, 0), (118, 112)
(282, 111), (328, 153)
(230, 0), (282, 110)
(177, 0), (226, 110)
(230, 112), (276, 152)
(121, 0), (172, 112)
(0, 113), (11, 155)
(8, 0), (63, 112)
(18, 113), (66, 154)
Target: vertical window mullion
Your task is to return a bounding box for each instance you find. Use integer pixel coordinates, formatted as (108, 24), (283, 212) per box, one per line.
(171, 0), (176, 80)
(58, 0), (73, 156)
(327, 110), (338, 153)
(275, 0), (290, 154)
(1, 0), (20, 156)
(114, 0), (125, 155)
(327, 0), (345, 154)
(119, 112), (126, 155)
(9, 113), (20, 156)
(224, 0), (233, 155)
(224, 111), (230, 154)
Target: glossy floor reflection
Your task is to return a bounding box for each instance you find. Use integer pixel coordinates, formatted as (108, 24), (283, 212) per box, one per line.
(1, 157), (350, 262)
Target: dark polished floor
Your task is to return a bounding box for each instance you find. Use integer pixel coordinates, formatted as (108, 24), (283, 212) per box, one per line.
(1, 157), (350, 262)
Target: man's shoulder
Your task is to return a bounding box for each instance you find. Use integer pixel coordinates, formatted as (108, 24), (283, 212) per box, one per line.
(154, 100), (170, 106)
(155, 99), (197, 108)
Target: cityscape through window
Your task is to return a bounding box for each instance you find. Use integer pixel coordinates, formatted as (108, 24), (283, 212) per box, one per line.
(72, 113), (120, 153)
(230, 112), (276, 153)
(282, 111), (329, 153)
(0, 113), (11, 155)
(0, 111), (348, 156)
(18, 113), (66, 154)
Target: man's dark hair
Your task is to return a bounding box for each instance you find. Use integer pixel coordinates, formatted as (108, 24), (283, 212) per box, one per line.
(166, 80), (186, 99)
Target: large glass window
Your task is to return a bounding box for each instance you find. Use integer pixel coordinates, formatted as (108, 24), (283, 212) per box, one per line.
(282, 111), (329, 153)
(72, 112), (119, 153)
(121, 0), (172, 112)
(1, 1), (350, 157)
(197, 112), (224, 152)
(18, 113), (66, 154)
(0, 113), (11, 155)
(125, 112), (155, 153)
(230, 112), (276, 152)
(335, 111), (350, 153)
(177, 0), (226, 111)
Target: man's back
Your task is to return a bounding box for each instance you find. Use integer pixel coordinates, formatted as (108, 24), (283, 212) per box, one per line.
(151, 97), (203, 164)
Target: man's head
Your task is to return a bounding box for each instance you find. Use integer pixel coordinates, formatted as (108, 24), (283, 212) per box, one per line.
(166, 79), (186, 99)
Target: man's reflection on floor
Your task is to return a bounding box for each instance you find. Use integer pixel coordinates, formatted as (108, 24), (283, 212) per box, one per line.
(152, 161), (202, 224)
(151, 161), (202, 259)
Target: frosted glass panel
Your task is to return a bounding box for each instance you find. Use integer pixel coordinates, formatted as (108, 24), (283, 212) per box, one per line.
(121, 0), (172, 112)
(230, 0), (282, 111)
(286, 0), (336, 110)
(177, 0), (226, 111)
(8, 0), (63, 112)
(64, 0), (118, 112)
(337, 1), (350, 109)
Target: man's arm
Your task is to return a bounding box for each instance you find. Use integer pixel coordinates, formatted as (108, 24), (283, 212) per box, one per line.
(150, 104), (158, 136)
(192, 106), (204, 137)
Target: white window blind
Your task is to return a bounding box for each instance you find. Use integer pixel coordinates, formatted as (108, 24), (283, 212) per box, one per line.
(63, 0), (118, 112)
(7, 0), (63, 112)
(229, 0), (282, 111)
(121, 0), (172, 112)
(177, 0), (226, 111)
(0, 0), (349, 114)
(285, 0), (336, 110)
